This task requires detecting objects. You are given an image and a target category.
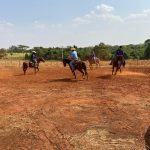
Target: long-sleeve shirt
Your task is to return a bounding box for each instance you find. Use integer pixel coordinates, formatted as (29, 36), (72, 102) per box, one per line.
(30, 53), (37, 61)
(70, 51), (78, 60)
(116, 49), (124, 56)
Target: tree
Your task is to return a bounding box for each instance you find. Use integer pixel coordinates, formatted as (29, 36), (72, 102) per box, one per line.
(18, 45), (29, 51)
(144, 39), (150, 45)
(144, 43), (150, 59)
(93, 43), (111, 60)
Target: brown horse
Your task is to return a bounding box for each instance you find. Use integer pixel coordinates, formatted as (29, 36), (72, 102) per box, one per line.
(22, 57), (45, 75)
(112, 56), (125, 75)
(87, 56), (100, 69)
(63, 58), (88, 80)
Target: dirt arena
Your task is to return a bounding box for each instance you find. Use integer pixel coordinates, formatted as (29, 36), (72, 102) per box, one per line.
(0, 61), (150, 150)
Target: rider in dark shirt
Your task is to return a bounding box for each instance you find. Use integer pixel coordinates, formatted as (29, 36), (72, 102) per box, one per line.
(110, 46), (124, 65)
(30, 51), (37, 66)
(116, 46), (124, 56)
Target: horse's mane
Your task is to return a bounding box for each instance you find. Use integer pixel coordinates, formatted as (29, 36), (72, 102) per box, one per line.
(63, 58), (71, 64)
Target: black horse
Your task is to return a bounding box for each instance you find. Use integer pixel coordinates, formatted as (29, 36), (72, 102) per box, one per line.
(63, 58), (88, 80)
(112, 56), (125, 75)
(22, 57), (45, 75)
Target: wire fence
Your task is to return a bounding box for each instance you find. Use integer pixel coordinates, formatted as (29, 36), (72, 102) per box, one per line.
(0, 58), (150, 68)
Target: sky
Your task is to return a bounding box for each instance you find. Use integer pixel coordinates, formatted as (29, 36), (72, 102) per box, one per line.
(0, 0), (150, 48)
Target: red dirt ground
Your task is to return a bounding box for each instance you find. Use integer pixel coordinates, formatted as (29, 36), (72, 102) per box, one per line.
(0, 62), (150, 150)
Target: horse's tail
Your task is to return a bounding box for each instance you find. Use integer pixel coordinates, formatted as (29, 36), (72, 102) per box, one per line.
(22, 62), (28, 75)
(82, 62), (88, 80)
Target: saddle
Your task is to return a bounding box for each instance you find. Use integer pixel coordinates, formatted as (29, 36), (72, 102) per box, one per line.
(29, 61), (37, 67)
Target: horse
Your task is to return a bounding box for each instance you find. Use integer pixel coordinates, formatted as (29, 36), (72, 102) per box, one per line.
(63, 58), (88, 80)
(22, 57), (45, 75)
(112, 56), (125, 75)
(87, 56), (100, 69)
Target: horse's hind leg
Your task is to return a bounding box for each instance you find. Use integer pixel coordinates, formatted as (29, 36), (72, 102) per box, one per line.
(34, 68), (37, 74)
(23, 68), (27, 75)
(37, 67), (39, 72)
(85, 71), (88, 80)
(78, 69), (85, 79)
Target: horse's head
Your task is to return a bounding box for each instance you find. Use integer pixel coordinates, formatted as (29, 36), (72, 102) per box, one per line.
(38, 57), (45, 63)
(63, 58), (70, 67)
(63, 59), (66, 67)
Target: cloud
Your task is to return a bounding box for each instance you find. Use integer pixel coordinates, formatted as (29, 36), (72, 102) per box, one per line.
(96, 4), (114, 13)
(125, 9), (150, 21)
(72, 4), (122, 26)
(0, 21), (14, 29)
(33, 21), (63, 30)
(50, 23), (63, 28)
(72, 17), (91, 26)
(0, 21), (15, 35)
(33, 21), (47, 30)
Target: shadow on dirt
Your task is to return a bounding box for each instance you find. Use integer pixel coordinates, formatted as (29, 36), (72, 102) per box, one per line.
(48, 78), (79, 83)
(14, 73), (35, 76)
(96, 74), (112, 80)
(145, 126), (150, 150)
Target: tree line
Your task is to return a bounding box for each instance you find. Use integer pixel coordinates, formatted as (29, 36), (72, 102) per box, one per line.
(0, 40), (150, 60)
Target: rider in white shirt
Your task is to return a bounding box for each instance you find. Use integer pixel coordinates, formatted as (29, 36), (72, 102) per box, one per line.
(69, 47), (78, 71)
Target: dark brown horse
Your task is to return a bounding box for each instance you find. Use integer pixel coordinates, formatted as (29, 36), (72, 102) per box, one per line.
(112, 56), (125, 75)
(63, 58), (88, 80)
(22, 57), (45, 75)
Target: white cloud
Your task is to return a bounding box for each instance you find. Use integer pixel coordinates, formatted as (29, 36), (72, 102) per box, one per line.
(50, 23), (63, 28)
(33, 21), (47, 30)
(72, 17), (91, 26)
(0, 21), (14, 29)
(96, 4), (114, 13)
(125, 9), (150, 21)
(33, 21), (63, 29)
(72, 4), (122, 26)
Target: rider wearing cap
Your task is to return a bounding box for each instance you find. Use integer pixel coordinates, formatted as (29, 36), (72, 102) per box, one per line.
(30, 51), (37, 66)
(69, 47), (78, 71)
(110, 46), (124, 65)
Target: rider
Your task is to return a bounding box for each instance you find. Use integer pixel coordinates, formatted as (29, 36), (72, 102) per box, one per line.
(30, 51), (37, 66)
(69, 47), (78, 71)
(110, 46), (124, 65)
(91, 50), (96, 62)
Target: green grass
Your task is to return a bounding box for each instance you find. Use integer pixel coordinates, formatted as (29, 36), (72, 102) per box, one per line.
(6, 53), (30, 59)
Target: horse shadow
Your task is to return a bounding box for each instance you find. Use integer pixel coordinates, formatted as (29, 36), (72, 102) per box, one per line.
(145, 126), (150, 150)
(96, 74), (112, 80)
(14, 72), (35, 76)
(48, 78), (79, 83)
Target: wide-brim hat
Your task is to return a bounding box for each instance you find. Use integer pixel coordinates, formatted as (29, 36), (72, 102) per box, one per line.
(71, 47), (76, 51)
(32, 51), (36, 53)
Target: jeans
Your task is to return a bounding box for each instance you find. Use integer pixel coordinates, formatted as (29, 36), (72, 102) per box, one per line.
(31, 59), (37, 67)
(70, 60), (76, 71)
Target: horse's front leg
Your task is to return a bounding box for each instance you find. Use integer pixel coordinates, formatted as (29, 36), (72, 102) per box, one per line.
(89, 64), (92, 70)
(72, 70), (76, 79)
(34, 67), (37, 74)
(112, 67), (114, 75)
(115, 67), (119, 75)
(37, 67), (39, 72)
(23, 68), (27, 75)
